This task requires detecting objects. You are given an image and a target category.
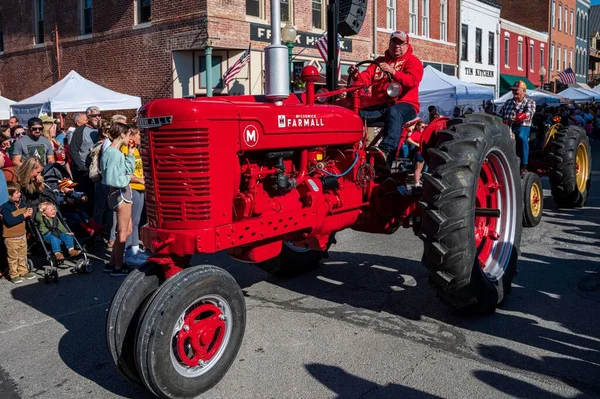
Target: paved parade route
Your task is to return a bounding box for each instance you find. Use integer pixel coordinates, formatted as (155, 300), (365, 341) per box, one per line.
(0, 149), (599, 399)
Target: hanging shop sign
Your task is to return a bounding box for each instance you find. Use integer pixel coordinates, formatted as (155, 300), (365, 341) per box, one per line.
(250, 23), (353, 53)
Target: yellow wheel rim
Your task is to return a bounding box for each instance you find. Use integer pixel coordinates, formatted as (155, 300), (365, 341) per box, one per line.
(530, 182), (542, 218)
(575, 143), (589, 193)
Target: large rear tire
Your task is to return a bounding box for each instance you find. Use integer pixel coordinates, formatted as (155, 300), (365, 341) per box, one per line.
(135, 265), (246, 399)
(547, 126), (592, 208)
(256, 240), (328, 278)
(521, 172), (543, 227)
(420, 114), (523, 313)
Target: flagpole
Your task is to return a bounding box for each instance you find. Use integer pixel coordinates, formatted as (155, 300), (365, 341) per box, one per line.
(326, 0), (339, 91)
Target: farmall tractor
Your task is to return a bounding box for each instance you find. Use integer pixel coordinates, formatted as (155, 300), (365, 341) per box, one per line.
(518, 114), (592, 227)
(106, 4), (523, 398)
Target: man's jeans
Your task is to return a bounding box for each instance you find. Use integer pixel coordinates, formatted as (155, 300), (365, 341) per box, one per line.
(44, 232), (74, 253)
(360, 102), (417, 156)
(514, 126), (530, 166)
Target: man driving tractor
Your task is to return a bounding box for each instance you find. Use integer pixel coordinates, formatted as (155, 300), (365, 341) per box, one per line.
(498, 80), (536, 175)
(348, 31), (424, 167)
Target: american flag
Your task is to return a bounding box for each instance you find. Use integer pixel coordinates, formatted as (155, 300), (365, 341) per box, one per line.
(223, 44), (251, 87)
(558, 67), (576, 85)
(316, 33), (342, 79)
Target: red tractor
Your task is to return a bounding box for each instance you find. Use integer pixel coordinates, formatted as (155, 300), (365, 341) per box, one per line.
(106, 11), (523, 399)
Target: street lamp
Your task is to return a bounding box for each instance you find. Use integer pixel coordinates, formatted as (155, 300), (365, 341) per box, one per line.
(539, 65), (547, 88)
(281, 21), (297, 90)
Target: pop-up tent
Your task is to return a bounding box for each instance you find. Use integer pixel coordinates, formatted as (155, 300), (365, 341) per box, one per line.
(10, 70), (142, 122)
(0, 95), (16, 120)
(493, 88), (565, 106)
(557, 87), (600, 102)
(419, 66), (495, 118)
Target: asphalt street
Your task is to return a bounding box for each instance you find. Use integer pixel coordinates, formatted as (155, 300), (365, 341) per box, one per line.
(0, 144), (599, 399)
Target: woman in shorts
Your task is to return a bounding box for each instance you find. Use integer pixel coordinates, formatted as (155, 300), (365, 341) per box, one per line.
(100, 122), (135, 276)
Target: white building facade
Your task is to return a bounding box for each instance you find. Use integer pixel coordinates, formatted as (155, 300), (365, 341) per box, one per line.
(459, 0), (502, 95)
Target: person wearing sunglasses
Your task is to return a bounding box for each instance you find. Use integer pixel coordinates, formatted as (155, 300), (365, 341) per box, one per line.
(11, 117), (55, 168)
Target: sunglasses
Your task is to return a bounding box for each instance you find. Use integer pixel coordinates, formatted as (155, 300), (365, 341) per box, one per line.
(30, 127), (42, 132)
(89, 113), (102, 118)
(15, 132), (24, 137)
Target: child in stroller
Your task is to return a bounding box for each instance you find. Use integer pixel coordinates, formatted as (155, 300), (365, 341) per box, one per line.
(35, 201), (82, 260)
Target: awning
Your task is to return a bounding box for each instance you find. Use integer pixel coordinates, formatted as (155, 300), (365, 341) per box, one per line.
(499, 74), (537, 95)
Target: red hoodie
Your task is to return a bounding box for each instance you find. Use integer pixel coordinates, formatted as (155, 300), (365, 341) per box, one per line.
(353, 45), (424, 113)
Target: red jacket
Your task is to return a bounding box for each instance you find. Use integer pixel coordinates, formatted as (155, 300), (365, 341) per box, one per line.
(353, 45), (423, 113)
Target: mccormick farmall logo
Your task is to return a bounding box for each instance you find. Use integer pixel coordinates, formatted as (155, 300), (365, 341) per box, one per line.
(278, 114), (325, 128)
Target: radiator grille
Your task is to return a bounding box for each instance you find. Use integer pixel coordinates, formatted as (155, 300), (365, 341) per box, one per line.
(141, 129), (211, 227)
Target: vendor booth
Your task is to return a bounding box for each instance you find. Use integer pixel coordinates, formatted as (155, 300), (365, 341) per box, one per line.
(557, 87), (600, 103)
(494, 88), (565, 107)
(0, 95), (16, 120)
(419, 66), (495, 119)
(10, 70), (142, 122)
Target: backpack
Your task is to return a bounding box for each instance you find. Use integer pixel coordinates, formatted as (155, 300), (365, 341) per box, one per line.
(89, 142), (103, 182)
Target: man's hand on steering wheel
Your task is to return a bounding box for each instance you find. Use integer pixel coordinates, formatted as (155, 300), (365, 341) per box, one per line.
(378, 63), (395, 75)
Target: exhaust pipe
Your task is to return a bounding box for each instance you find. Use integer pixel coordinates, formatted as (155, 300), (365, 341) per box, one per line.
(264, 0), (290, 100)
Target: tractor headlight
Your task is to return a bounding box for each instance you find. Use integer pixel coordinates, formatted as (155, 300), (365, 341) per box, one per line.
(386, 82), (401, 98)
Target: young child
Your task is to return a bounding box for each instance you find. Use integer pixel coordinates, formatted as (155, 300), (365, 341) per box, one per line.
(1, 181), (35, 283)
(35, 201), (81, 260)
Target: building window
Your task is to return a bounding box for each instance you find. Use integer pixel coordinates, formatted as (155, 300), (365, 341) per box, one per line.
(409, 0), (418, 35)
(137, 0), (151, 24)
(517, 39), (523, 69)
(81, 0), (92, 35)
(564, 8), (568, 33)
(461, 24), (468, 61)
(504, 36), (509, 67)
(281, 0), (291, 22)
(34, 0), (44, 44)
(557, 45), (561, 70)
(312, 0), (324, 29)
(550, 44), (555, 70)
(552, 1), (556, 28)
(421, 0), (429, 37)
(564, 47), (567, 70)
(558, 4), (562, 31)
(529, 42), (534, 71)
(488, 32), (494, 65)
(246, 0), (261, 18)
(0, 12), (4, 52)
(540, 46), (545, 73)
(569, 49), (572, 68)
(577, 10), (581, 38)
(570, 10), (573, 36)
(475, 28), (482, 63)
(386, 0), (396, 30)
(199, 56), (224, 89)
(440, 0), (447, 42)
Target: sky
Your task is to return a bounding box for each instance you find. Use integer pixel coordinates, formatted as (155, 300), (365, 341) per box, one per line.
(592, 0), (600, 6)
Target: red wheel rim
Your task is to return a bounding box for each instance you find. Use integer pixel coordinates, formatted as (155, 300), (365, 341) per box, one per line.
(176, 303), (226, 367)
(475, 158), (500, 268)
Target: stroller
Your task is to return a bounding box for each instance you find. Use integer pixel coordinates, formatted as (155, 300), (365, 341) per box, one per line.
(25, 164), (92, 283)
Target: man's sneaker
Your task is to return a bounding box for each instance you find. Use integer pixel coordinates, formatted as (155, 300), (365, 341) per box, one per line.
(21, 273), (36, 280)
(111, 268), (129, 277)
(11, 277), (23, 284)
(103, 263), (115, 273)
(124, 254), (146, 267)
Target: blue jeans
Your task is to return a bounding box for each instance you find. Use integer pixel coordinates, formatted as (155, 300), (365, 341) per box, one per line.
(360, 102), (417, 156)
(515, 126), (530, 166)
(44, 232), (74, 253)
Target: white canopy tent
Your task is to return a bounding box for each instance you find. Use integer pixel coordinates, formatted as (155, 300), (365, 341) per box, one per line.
(592, 84), (600, 93)
(419, 65), (495, 118)
(10, 70), (142, 122)
(557, 87), (600, 102)
(0, 95), (16, 120)
(493, 88), (564, 106)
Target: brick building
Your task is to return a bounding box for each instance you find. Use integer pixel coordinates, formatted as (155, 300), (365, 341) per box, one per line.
(499, 19), (548, 94)
(375, 0), (457, 76)
(499, 0), (577, 89)
(575, 0), (590, 83)
(0, 0), (374, 104)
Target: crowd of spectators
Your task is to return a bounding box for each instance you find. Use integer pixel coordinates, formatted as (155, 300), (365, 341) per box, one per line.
(0, 108), (146, 283)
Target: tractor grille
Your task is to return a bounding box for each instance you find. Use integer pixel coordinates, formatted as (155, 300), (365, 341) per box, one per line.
(142, 129), (211, 227)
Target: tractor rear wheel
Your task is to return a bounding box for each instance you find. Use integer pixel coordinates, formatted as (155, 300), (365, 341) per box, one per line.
(547, 126), (592, 208)
(420, 114), (523, 313)
(521, 172), (543, 227)
(135, 265), (246, 399)
(256, 240), (328, 278)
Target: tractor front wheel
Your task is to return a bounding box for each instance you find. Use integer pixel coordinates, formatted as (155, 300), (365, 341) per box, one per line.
(135, 265), (246, 399)
(547, 126), (592, 208)
(521, 172), (543, 227)
(420, 114), (523, 313)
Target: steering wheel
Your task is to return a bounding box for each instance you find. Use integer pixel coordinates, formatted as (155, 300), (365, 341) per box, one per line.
(347, 60), (393, 88)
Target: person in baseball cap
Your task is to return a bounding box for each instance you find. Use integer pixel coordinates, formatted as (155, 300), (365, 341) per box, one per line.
(348, 29), (424, 168)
